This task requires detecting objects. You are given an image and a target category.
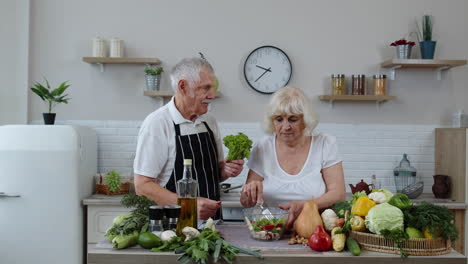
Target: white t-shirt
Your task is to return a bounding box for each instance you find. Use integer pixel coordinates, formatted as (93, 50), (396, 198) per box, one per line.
(133, 97), (224, 186)
(247, 132), (342, 206)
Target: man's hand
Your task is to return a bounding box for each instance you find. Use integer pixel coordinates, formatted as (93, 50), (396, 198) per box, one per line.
(241, 180), (263, 208)
(197, 197), (221, 220)
(279, 201), (305, 229)
(222, 159), (244, 179)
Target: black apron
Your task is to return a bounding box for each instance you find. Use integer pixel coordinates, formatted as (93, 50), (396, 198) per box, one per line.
(165, 121), (222, 219)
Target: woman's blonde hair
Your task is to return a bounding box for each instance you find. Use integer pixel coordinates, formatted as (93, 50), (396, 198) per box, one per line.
(264, 86), (319, 135)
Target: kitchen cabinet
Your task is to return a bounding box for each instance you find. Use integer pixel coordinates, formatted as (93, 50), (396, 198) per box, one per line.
(435, 128), (468, 203)
(83, 195), (131, 243)
(82, 57), (161, 72)
(381, 59), (466, 80)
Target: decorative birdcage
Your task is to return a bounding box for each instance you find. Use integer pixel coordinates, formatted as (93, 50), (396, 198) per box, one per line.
(393, 154), (417, 193)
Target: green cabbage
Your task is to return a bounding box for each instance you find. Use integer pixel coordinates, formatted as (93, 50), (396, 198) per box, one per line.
(364, 203), (404, 235)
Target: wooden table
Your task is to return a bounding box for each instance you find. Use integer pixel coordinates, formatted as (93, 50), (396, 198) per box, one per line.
(87, 224), (467, 264)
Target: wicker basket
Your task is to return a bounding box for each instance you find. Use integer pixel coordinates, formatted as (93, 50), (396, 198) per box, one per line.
(349, 231), (451, 256)
(95, 182), (130, 195)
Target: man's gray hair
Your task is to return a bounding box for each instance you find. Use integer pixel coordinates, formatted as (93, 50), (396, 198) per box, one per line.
(170, 57), (214, 91)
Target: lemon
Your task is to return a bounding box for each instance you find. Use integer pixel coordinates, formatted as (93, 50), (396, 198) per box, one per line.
(138, 232), (162, 249)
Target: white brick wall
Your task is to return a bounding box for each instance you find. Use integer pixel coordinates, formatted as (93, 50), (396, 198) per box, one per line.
(35, 120), (441, 194)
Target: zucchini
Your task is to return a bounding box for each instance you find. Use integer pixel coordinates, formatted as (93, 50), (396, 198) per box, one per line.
(346, 237), (361, 256)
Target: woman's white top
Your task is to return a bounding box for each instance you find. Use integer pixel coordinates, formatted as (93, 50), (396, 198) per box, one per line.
(247, 132), (342, 206)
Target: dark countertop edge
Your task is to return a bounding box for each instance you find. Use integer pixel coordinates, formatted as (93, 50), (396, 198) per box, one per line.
(87, 243), (466, 260)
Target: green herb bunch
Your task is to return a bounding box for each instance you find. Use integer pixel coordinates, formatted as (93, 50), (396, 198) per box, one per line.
(403, 202), (457, 241)
(121, 193), (156, 216)
(223, 132), (253, 161)
(30, 78), (71, 113)
(105, 170), (121, 192)
(145, 66), (164, 76)
(171, 228), (262, 264)
(380, 229), (409, 258)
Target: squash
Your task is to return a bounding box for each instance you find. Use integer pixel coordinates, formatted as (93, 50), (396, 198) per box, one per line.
(294, 200), (323, 238)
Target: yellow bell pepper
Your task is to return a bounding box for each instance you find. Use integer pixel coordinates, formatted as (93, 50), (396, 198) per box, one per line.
(423, 227), (441, 239)
(351, 197), (376, 216)
(350, 215), (366, 232)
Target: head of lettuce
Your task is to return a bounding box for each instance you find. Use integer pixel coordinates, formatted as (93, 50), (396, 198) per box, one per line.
(364, 203), (404, 235)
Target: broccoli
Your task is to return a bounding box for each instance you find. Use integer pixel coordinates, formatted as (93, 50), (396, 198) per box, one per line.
(223, 133), (253, 161)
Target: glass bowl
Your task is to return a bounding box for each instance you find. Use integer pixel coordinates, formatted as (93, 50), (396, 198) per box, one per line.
(243, 207), (289, 241)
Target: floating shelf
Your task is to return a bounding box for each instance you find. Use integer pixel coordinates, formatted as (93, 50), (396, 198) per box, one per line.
(144, 90), (221, 98)
(319, 95), (395, 109)
(380, 59), (467, 80)
(82, 57), (161, 72)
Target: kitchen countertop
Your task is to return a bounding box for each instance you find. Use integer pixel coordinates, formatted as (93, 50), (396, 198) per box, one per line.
(82, 192), (467, 209)
(87, 223), (466, 264)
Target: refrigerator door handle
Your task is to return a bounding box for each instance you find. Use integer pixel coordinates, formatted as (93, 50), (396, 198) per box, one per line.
(0, 192), (21, 198)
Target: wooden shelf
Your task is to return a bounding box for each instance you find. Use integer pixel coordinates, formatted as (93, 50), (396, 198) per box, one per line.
(380, 59), (467, 80)
(319, 95), (395, 109)
(82, 57), (161, 72)
(82, 57), (161, 64)
(144, 90), (221, 98)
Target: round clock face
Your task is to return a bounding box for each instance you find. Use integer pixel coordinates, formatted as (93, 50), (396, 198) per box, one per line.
(243, 46), (292, 94)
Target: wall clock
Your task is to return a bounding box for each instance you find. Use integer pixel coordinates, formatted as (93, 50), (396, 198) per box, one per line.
(243, 45), (292, 94)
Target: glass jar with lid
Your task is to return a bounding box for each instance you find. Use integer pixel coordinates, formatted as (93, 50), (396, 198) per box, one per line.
(351, 74), (366, 95)
(373, 74), (387, 95)
(331, 74), (346, 95)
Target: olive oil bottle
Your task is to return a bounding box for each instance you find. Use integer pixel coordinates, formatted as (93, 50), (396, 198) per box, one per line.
(176, 159), (198, 235)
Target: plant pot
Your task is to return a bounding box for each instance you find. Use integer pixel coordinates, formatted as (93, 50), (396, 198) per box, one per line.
(395, 44), (412, 59)
(145, 74), (161, 91)
(420, 41), (436, 59)
(43, 113), (56, 125)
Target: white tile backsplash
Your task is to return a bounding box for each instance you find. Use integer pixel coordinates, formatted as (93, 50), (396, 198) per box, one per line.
(37, 120), (439, 194)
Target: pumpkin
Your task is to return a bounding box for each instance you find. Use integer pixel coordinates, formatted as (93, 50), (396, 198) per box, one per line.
(294, 200), (323, 238)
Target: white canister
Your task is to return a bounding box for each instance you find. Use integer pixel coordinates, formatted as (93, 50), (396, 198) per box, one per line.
(92, 37), (106, 57)
(110, 38), (124, 58)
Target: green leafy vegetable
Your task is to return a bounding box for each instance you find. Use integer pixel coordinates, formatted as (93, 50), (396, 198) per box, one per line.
(380, 229), (409, 258)
(174, 228), (262, 264)
(105, 213), (148, 243)
(223, 133), (253, 161)
(332, 201), (351, 218)
(403, 202), (457, 241)
(388, 193), (413, 210)
(121, 193), (156, 215)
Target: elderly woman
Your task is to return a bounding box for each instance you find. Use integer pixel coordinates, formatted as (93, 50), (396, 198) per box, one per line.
(240, 87), (345, 227)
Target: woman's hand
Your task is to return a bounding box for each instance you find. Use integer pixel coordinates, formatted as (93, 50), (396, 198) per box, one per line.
(279, 201), (305, 229)
(240, 180), (263, 208)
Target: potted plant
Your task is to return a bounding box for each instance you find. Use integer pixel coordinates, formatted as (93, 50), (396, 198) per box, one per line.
(390, 39), (416, 59)
(30, 78), (71, 125)
(415, 15), (436, 59)
(144, 66), (163, 91)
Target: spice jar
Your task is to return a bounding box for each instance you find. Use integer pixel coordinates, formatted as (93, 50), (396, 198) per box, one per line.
(373, 74), (387, 95)
(331, 74), (346, 95)
(351, 74), (366, 95)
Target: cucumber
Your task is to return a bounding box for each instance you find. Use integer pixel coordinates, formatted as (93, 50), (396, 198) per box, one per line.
(346, 237), (361, 256)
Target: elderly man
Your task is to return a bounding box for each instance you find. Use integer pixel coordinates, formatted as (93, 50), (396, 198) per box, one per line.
(134, 57), (244, 220)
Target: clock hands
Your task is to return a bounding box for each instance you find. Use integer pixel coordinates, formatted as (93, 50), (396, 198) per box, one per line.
(255, 67), (271, 82)
(256, 65), (272, 72)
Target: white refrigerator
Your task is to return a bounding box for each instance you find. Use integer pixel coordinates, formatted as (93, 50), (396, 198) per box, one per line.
(0, 125), (97, 264)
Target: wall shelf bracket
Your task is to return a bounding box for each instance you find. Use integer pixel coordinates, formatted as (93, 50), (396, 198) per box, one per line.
(436, 66), (450, 80)
(389, 65), (402, 80)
